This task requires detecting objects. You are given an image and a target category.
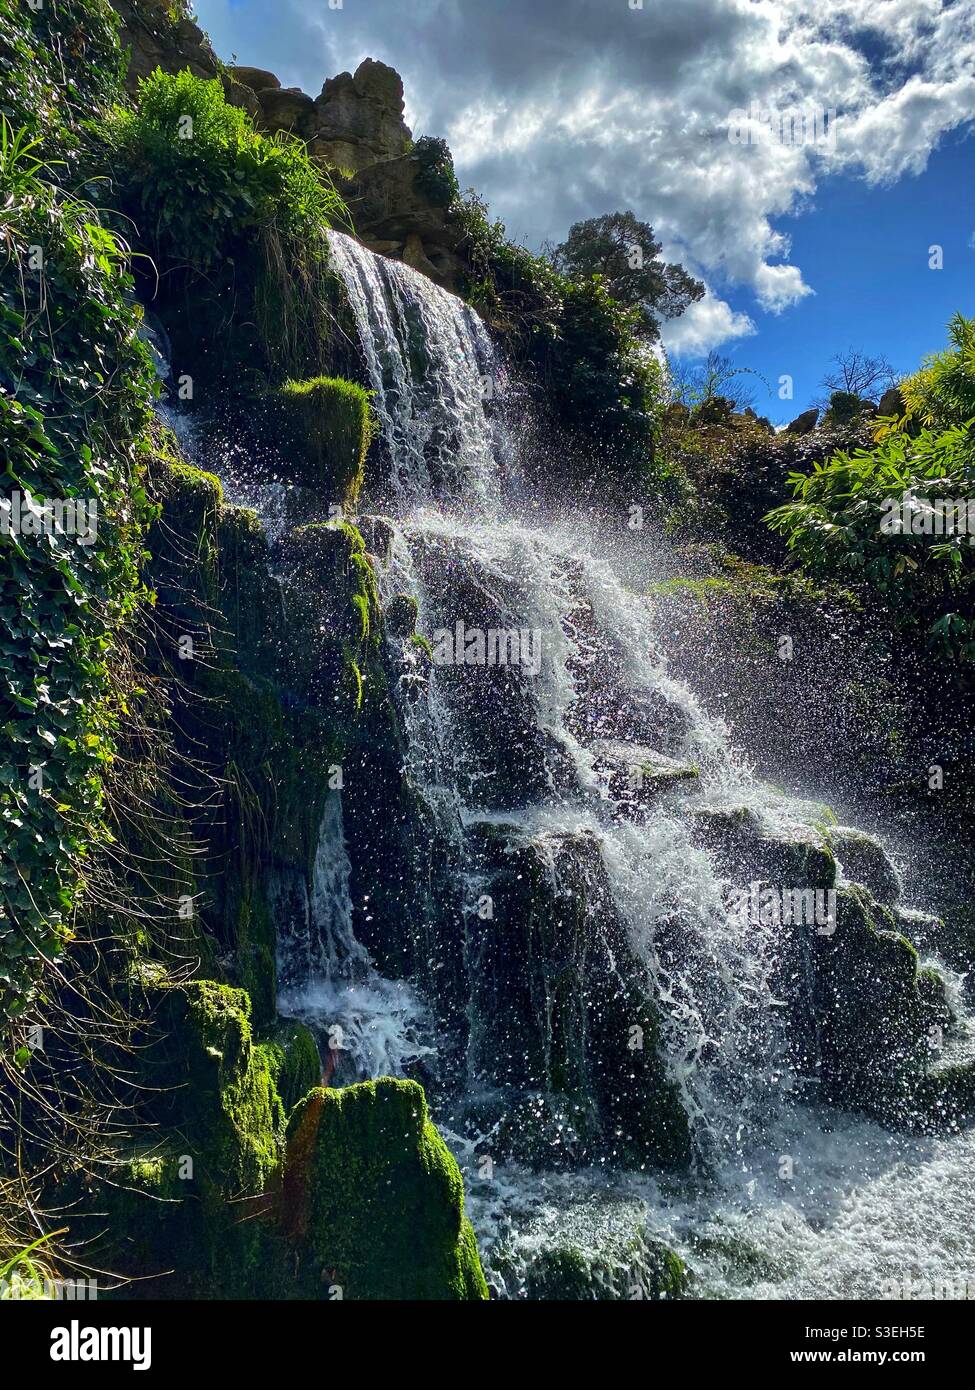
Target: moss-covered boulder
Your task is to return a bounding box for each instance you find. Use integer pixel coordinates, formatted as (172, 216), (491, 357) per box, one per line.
(282, 1078), (487, 1300)
(276, 376), (372, 506)
(494, 1193), (687, 1300)
(267, 1018), (323, 1112)
(694, 804), (836, 891)
(466, 824), (691, 1169)
(154, 980), (284, 1194)
(100, 979), (286, 1296)
(276, 519), (380, 715)
(807, 888), (940, 1118)
(831, 826), (902, 905)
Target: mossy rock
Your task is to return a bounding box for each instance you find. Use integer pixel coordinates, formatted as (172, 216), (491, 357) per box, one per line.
(810, 887), (933, 1117)
(100, 980), (287, 1296)
(282, 1078), (488, 1300)
(522, 1240), (687, 1301)
(266, 1018), (323, 1113)
(467, 825), (691, 1169)
(276, 376), (372, 507)
(496, 1194), (688, 1300)
(831, 826), (902, 905)
(385, 592), (419, 636)
(151, 980), (285, 1195)
(694, 804), (836, 891)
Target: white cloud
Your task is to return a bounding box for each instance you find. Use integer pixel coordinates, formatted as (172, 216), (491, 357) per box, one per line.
(661, 292), (756, 356)
(194, 0), (975, 355)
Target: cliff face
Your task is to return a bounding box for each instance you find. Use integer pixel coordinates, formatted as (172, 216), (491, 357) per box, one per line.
(109, 0), (468, 289)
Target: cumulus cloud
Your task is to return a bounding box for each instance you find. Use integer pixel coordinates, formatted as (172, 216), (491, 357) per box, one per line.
(195, 0), (975, 354)
(660, 292), (755, 354)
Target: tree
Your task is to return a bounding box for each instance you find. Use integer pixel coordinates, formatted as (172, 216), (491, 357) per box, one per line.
(551, 210), (704, 341)
(669, 350), (762, 412)
(819, 348), (897, 403)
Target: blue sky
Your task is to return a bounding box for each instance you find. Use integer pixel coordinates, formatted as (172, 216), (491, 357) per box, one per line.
(194, 0), (975, 422)
(718, 133), (974, 420)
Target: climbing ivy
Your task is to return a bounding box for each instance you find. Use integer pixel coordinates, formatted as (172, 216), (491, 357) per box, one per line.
(0, 1), (156, 1015)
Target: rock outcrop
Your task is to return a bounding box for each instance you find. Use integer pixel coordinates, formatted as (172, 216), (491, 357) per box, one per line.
(107, 4), (468, 289)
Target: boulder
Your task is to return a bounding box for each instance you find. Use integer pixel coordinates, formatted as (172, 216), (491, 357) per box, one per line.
(498, 1194), (688, 1300)
(831, 826), (902, 904)
(282, 1079), (488, 1299)
(878, 385), (906, 419)
(465, 822), (692, 1168)
(109, 0), (220, 88)
(591, 738), (698, 817)
(693, 804), (836, 891)
(785, 407), (819, 435)
(229, 65), (281, 93)
(257, 86), (317, 133)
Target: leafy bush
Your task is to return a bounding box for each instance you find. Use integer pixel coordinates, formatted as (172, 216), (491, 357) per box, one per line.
(664, 409), (871, 557)
(412, 135), (459, 209)
(767, 423), (975, 671)
(453, 191), (666, 492)
(0, 109), (155, 1015)
(901, 313), (975, 430)
(104, 68), (349, 273)
(767, 317), (975, 676)
(0, 0), (122, 175)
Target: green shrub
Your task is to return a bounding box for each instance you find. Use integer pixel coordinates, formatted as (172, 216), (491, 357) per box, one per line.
(104, 68), (348, 273)
(823, 390), (868, 428)
(767, 420), (975, 673)
(102, 68), (352, 383)
(0, 115), (155, 1014)
(412, 135), (459, 208)
(0, 0), (122, 176)
(453, 191), (666, 492)
(902, 313), (975, 430)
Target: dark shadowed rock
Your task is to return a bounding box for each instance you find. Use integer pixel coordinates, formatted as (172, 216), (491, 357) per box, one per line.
(229, 65), (281, 93)
(786, 407), (819, 435)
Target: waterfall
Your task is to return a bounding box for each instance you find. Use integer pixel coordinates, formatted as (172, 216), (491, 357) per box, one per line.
(274, 792), (435, 1084)
(327, 229), (801, 1160)
(327, 231), (501, 510)
(324, 230), (975, 1299)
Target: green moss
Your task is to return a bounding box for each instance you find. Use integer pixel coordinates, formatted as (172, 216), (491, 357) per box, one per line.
(283, 1078), (488, 1300)
(814, 887), (931, 1118)
(100, 979), (288, 1296)
(266, 1019), (322, 1113)
(175, 981), (285, 1193)
(277, 377), (373, 505)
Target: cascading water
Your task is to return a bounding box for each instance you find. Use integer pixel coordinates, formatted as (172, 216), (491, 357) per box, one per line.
(322, 228), (975, 1299)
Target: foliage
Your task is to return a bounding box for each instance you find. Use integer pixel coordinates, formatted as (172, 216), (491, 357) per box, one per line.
(767, 421), (975, 672)
(0, 110), (155, 1014)
(664, 405), (868, 557)
(0, 0), (122, 177)
(412, 135), (459, 209)
(103, 68), (349, 274)
(453, 191), (667, 490)
(901, 313), (975, 431)
(823, 389), (870, 428)
(551, 209), (704, 342)
(277, 376), (373, 504)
